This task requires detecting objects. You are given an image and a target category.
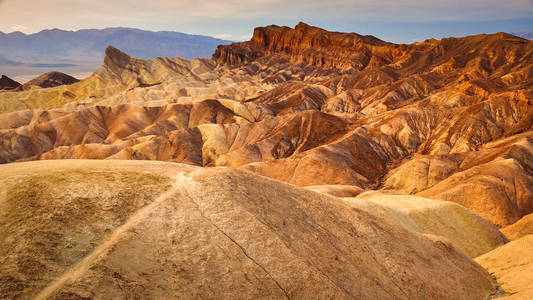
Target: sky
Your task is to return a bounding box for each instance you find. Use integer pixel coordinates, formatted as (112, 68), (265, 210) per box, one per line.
(0, 0), (532, 43)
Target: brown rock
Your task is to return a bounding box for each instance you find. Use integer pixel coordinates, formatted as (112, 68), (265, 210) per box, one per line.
(0, 23), (532, 227)
(0, 75), (21, 90)
(22, 72), (79, 89)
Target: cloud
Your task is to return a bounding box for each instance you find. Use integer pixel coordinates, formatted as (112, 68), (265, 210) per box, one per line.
(239, 35), (252, 41)
(214, 33), (233, 40)
(10, 25), (28, 32)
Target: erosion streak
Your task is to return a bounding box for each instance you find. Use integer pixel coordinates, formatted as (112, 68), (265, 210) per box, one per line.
(34, 177), (181, 300)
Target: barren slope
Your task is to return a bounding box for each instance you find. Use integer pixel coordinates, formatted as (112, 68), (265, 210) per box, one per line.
(476, 235), (533, 299)
(501, 213), (533, 240)
(0, 23), (532, 227)
(342, 192), (507, 257)
(22, 72), (80, 90)
(0, 160), (501, 299)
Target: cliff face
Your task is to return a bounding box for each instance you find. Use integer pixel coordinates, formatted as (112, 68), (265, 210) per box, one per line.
(215, 22), (533, 83)
(214, 22), (394, 71)
(1, 24), (533, 228)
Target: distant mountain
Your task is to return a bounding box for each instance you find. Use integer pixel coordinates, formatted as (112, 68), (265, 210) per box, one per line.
(0, 27), (231, 78)
(22, 71), (79, 89)
(512, 32), (533, 40)
(0, 75), (21, 90)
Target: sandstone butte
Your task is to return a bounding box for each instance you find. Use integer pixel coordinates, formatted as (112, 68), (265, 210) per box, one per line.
(0, 22), (532, 298)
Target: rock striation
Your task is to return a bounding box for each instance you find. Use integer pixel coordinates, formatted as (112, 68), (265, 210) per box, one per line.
(0, 23), (532, 228)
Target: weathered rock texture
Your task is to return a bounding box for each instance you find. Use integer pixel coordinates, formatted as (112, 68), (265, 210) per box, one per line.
(343, 192), (507, 257)
(501, 213), (533, 240)
(476, 235), (533, 299)
(0, 23), (532, 228)
(0, 160), (501, 299)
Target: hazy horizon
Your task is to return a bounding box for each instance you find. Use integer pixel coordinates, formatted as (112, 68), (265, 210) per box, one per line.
(0, 0), (531, 43)
(0, 21), (532, 44)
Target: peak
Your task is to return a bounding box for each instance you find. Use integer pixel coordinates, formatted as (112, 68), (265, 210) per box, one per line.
(23, 71), (79, 89)
(0, 75), (22, 90)
(295, 22), (312, 30)
(103, 46), (133, 71)
(105, 46), (131, 60)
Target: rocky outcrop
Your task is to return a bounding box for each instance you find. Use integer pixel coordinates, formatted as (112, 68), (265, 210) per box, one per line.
(0, 23), (532, 227)
(0, 75), (21, 90)
(22, 72), (79, 89)
(214, 22), (392, 71)
(0, 160), (501, 299)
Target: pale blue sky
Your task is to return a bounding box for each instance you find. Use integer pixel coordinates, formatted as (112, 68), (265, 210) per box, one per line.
(0, 0), (532, 43)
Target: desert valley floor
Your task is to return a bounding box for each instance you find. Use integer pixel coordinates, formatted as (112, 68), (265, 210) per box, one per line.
(1, 23), (533, 299)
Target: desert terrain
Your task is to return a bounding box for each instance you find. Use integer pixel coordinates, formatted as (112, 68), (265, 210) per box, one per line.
(1, 22), (532, 299)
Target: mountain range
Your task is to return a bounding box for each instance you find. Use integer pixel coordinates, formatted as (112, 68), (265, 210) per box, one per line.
(0, 27), (230, 80)
(1, 23), (532, 298)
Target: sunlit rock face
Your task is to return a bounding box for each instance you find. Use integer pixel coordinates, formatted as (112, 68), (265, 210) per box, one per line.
(0, 160), (501, 299)
(2, 22), (533, 299)
(0, 23), (532, 227)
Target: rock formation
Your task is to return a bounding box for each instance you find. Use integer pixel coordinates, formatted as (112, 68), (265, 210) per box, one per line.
(0, 75), (21, 90)
(1, 21), (532, 298)
(0, 23), (532, 227)
(342, 191), (507, 257)
(501, 213), (533, 240)
(0, 160), (501, 299)
(22, 71), (79, 89)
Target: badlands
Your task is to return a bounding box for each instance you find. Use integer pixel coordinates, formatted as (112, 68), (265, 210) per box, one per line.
(1, 22), (532, 299)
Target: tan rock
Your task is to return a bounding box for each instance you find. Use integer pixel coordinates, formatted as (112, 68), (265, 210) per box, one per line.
(0, 22), (532, 231)
(0, 160), (500, 299)
(476, 235), (533, 299)
(501, 213), (533, 240)
(343, 192), (508, 257)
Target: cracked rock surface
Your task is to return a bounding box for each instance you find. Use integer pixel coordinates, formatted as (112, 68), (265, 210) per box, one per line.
(1, 160), (501, 299)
